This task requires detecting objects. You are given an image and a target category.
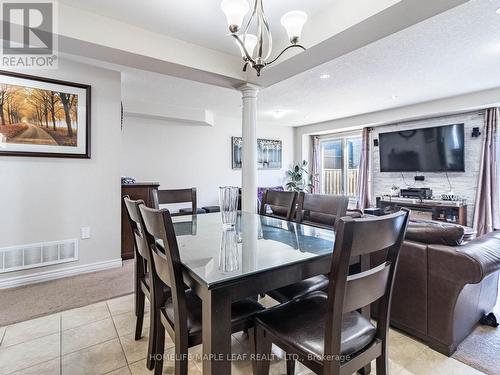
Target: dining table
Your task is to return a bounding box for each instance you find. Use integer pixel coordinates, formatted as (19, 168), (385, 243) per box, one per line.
(170, 211), (367, 375)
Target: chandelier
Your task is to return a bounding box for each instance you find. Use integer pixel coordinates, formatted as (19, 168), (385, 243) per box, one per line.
(220, 0), (307, 76)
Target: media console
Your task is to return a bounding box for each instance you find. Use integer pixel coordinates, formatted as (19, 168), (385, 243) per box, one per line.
(376, 196), (467, 226)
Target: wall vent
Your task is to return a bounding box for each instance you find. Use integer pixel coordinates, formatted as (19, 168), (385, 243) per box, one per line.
(0, 239), (78, 273)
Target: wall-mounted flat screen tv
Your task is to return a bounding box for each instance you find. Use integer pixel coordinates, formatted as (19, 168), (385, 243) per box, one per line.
(379, 123), (465, 172)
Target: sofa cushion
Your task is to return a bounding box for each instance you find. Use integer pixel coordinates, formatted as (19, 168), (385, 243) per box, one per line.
(450, 232), (500, 282)
(406, 221), (465, 246)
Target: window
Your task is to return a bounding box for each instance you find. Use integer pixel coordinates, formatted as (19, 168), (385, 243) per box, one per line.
(320, 135), (361, 198)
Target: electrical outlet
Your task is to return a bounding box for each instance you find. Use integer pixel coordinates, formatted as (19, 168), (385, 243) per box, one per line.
(80, 227), (91, 240)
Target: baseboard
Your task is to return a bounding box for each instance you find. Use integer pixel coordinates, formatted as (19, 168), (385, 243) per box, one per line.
(0, 258), (123, 289)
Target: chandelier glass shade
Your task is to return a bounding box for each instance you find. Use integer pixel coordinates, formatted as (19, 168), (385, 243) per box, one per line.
(220, 0), (307, 76)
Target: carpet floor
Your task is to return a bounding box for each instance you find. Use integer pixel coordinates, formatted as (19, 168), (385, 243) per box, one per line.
(0, 261), (134, 327)
(452, 285), (500, 375)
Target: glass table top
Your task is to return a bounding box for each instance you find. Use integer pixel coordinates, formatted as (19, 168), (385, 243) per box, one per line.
(170, 212), (335, 288)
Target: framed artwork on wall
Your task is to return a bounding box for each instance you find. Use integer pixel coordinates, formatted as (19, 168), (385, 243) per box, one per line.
(0, 70), (91, 158)
(232, 136), (282, 169)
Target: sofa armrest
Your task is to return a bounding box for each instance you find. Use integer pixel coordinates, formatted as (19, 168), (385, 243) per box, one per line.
(428, 232), (500, 284)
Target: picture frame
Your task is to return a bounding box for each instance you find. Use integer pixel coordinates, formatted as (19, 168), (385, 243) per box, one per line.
(0, 70), (91, 158)
(232, 136), (282, 169)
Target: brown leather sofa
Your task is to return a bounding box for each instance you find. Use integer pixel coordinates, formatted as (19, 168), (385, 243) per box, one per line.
(373, 222), (500, 356)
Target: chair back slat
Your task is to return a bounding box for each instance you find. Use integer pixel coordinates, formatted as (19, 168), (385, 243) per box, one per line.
(296, 193), (348, 228)
(123, 196), (150, 262)
(343, 262), (391, 313)
(150, 248), (173, 288)
(349, 212), (408, 256)
(156, 188), (197, 216)
(157, 188), (195, 204)
(260, 190), (297, 220)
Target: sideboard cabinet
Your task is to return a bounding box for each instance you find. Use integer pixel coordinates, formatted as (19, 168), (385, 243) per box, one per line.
(121, 183), (159, 260)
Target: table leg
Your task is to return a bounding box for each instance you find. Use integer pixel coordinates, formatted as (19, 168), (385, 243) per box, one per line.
(202, 289), (232, 375)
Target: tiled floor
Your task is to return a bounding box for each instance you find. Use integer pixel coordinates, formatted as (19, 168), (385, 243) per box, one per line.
(0, 294), (485, 375)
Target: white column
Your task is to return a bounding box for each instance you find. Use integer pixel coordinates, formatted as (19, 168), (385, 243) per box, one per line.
(239, 83), (259, 213)
(241, 212), (258, 272)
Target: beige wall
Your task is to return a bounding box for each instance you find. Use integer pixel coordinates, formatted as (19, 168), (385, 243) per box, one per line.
(121, 115), (295, 208)
(0, 59), (122, 282)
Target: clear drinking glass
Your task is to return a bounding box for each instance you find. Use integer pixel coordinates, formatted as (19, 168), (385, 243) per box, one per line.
(219, 229), (239, 273)
(219, 186), (239, 229)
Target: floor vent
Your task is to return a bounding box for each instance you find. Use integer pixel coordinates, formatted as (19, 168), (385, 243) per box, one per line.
(0, 239), (78, 273)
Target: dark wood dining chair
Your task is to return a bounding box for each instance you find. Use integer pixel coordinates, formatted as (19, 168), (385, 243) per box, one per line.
(123, 196), (157, 370)
(138, 205), (265, 375)
(296, 192), (349, 230)
(252, 209), (410, 375)
(155, 187), (204, 216)
(259, 189), (297, 220)
(267, 193), (350, 303)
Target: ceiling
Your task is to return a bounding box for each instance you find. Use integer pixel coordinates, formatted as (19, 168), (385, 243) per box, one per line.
(55, 0), (468, 89)
(122, 68), (241, 119)
(121, 0), (500, 127)
(259, 0), (500, 125)
(57, 0), (330, 57)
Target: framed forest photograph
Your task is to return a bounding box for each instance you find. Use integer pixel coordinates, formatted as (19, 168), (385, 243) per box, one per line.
(232, 136), (282, 169)
(0, 71), (91, 158)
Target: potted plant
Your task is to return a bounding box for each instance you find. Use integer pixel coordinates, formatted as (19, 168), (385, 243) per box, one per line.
(285, 160), (315, 192)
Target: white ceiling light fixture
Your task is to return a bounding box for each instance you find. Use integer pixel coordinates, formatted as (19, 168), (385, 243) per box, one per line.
(272, 109), (287, 119)
(320, 73), (331, 79)
(221, 0), (307, 76)
(496, 7), (500, 14)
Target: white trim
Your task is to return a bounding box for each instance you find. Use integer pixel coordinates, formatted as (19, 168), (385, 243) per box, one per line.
(0, 258), (123, 289)
(318, 129), (363, 141)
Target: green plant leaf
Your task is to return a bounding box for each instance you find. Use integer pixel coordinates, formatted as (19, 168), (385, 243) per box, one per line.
(284, 160), (312, 192)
